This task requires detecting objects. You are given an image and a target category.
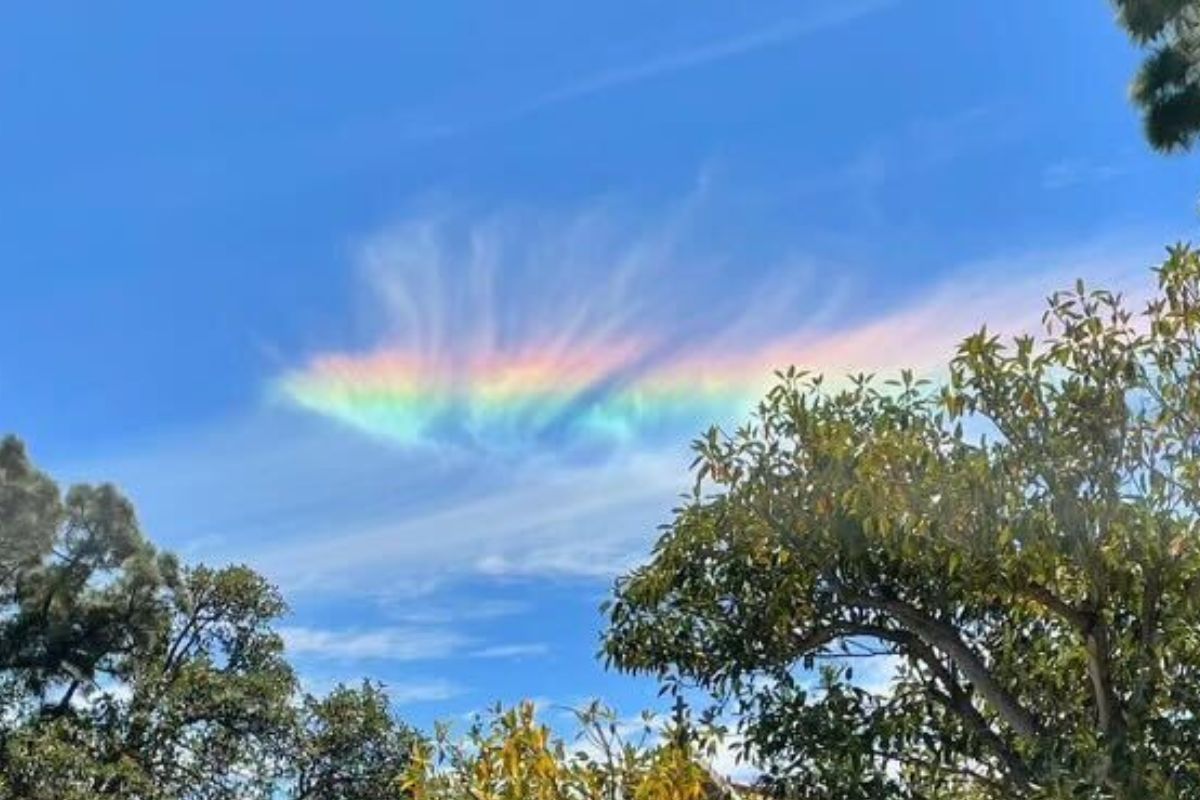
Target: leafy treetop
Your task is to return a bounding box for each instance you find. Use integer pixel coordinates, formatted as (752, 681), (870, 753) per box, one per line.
(605, 245), (1200, 798)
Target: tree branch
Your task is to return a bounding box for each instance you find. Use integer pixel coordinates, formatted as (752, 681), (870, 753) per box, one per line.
(795, 621), (1034, 789)
(1020, 581), (1123, 739)
(850, 593), (1044, 741)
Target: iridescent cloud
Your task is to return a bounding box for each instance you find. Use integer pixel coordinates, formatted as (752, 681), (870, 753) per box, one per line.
(281, 341), (677, 447)
(277, 214), (1152, 452)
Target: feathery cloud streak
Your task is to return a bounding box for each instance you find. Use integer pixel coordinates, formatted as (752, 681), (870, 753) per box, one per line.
(276, 207), (801, 452)
(277, 207), (1153, 459)
(79, 204), (1161, 592)
(516, 0), (895, 116)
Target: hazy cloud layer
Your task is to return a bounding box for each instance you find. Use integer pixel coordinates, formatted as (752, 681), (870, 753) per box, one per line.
(65, 201), (1163, 599)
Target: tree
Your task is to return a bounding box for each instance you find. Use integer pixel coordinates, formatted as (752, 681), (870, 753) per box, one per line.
(0, 436), (300, 797)
(604, 245), (1200, 798)
(0, 562), (298, 799)
(0, 438), (59, 589)
(0, 420), (755, 799)
(96, 564), (298, 799)
(290, 681), (422, 800)
(1113, 0), (1200, 151)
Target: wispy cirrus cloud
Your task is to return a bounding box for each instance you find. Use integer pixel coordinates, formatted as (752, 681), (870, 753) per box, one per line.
(471, 643), (550, 660)
(387, 679), (465, 705)
(385, 598), (529, 626)
(390, 0), (895, 143)
(273, 202), (844, 454)
(70, 199), (1165, 596)
(257, 448), (685, 590)
(281, 623), (547, 663)
(1042, 157), (1130, 190)
(280, 625), (468, 661)
(295, 673), (466, 707)
(515, 0), (895, 117)
(274, 204), (1155, 459)
(255, 206), (1160, 589)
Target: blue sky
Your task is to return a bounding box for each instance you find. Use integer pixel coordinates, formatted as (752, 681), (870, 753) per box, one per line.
(2, 0), (1199, 732)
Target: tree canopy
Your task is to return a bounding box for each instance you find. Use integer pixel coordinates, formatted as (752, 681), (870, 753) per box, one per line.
(0, 436), (744, 798)
(1113, 0), (1200, 151)
(604, 245), (1200, 798)
(0, 437), (420, 799)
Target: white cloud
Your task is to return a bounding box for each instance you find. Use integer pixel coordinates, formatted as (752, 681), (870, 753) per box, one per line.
(280, 625), (468, 661)
(386, 598), (529, 625)
(60, 196), (1172, 600)
(388, 679), (465, 705)
(295, 673), (467, 707)
(395, 1), (894, 144)
(764, 234), (1159, 380)
(471, 643), (550, 659)
(255, 448), (685, 591)
(1043, 157), (1129, 190)
(517, 1), (894, 116)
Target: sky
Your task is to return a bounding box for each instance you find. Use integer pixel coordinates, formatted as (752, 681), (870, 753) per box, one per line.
(2, 0), (1199, 735)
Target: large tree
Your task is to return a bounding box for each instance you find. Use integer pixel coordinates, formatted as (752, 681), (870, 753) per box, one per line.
(1113, 0), (1200, 151)
(0, 438), (300, 798)
(604, 245), (1200, 798)
(0, 438), (420, 799)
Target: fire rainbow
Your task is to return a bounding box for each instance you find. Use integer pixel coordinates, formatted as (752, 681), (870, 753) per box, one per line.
(279, 343), (767, 448)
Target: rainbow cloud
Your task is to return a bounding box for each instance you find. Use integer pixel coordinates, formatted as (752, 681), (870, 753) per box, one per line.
(277, 214), (1152, 452)
(276, 210), (783, 450)
(280, 340), (763, 449)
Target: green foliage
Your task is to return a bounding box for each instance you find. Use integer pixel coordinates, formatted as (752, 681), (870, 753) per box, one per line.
(0, 438), (422, 799)
(604, 245), (1200, 798)
(0, 437), (59, 586)
(0, 436), (739, 799)
(404, 700), (738, 800)
(291, 680), (423, 800)
(1112, 0), (1200, 151)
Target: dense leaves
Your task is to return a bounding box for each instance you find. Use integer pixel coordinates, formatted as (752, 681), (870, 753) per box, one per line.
(604, 245), (1200, 798)
(1113, 0), (1200, 151)
(0, 438), (425, 799)
(404, 700), (741, 800)
(292, 681), (424, 800)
